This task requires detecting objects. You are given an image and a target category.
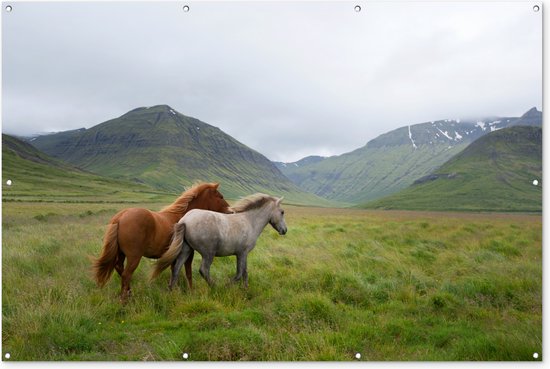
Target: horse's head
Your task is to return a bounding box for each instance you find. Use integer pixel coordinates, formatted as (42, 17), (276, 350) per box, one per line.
(196, 183), (232, 214)
(269, 197), (287, 235)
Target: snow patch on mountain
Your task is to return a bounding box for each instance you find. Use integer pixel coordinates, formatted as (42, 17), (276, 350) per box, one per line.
(408, 125), (417, 149)
(437, 128), (453, 140)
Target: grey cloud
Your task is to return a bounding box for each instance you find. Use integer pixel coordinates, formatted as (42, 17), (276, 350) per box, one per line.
(2, 1), (542, 162)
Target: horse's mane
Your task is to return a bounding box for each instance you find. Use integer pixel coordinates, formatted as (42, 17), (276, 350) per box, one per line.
(160, 182), (213, 215)
(231, 193), (276, 213)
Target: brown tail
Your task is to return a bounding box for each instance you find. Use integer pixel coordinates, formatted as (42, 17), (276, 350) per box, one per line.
(92, 214), (122, 287)
(150, 222), (186, 280)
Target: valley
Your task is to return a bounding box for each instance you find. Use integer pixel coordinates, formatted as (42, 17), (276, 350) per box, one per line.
(14, 105), (541, 212)
(2, 105), (542, 361)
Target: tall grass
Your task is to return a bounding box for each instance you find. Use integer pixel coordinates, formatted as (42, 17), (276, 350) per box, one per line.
(2, 203), (542, 361)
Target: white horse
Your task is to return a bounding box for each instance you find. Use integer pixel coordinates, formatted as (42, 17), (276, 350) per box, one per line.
(152, 193), (287, 288)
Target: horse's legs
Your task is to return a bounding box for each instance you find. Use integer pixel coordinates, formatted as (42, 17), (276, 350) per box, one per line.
(114, 251), (125, 277)
(169, 243), (193, 290)
(184, 250), (195, 289)
(243, 261), (249, 289)
(233, 253), (246, 282)
(233, 253), (249, 288)
(199, 254), (215, 286)
(120, 255), (140, 303)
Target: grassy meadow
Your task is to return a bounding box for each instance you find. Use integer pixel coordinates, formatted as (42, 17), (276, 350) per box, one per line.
(2, 201), (542, 361)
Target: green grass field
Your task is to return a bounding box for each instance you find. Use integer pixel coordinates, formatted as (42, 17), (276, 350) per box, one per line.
(2, 201), (542, 361)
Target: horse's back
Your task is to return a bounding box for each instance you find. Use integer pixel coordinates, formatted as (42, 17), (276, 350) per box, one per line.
(116, 208), (173, 258)
(116, 207), (155, 231)
(181, 209), (224, 231)
(181, 210), (224, 248)
(182, 210), (249, 256)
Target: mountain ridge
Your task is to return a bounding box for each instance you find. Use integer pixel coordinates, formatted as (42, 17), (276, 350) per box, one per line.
(29, 105), (333, 206)
(276, 108), (542, 203)
(363, 126), (542, 212)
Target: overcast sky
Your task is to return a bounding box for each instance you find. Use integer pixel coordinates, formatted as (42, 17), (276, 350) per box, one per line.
(2, 1), (542, 162)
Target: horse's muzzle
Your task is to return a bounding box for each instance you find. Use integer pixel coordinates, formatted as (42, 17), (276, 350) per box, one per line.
(279, 227), (287, 236)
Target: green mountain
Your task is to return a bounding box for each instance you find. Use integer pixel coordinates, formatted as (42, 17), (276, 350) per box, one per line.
(2, 134), (172, 203)
(363, 126), (542, 212)
(276, 108), (542, 204)
(29, 105), (331, 205)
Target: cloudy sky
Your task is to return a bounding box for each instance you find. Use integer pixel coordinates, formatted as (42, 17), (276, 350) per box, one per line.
(2, 1), (542, 162)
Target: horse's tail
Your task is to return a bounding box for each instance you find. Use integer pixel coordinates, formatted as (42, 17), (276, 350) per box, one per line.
(151, 222), (186, 280)
(91, 212), (123, 287)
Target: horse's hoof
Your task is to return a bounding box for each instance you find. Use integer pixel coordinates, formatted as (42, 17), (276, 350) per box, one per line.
(120, 290), (132, 304)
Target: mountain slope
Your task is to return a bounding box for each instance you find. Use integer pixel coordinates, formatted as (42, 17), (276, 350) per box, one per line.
(277, 108), (542, 204)
(2, 134), (172, 203)
(363, 126), (542, 212)
(29, 105), (332, 205)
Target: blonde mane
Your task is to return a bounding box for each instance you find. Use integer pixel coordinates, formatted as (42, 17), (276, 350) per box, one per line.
(231, 193), (277, 213)
(161, 182), (213, 215)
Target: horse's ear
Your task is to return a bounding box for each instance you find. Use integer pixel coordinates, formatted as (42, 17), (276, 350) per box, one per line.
(276, 197), (284, 206)
(212, 183), (220, 190)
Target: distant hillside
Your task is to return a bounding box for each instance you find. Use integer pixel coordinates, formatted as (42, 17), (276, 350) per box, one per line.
(363, 126), (542, 212)
(274, 155), (326, 171)
(277, 108), (542, 204)
(2, 134), (172, 203)
(29, 105), (332, 206)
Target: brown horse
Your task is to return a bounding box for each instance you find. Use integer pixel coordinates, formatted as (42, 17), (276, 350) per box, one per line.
(91, 182), (231, 302)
